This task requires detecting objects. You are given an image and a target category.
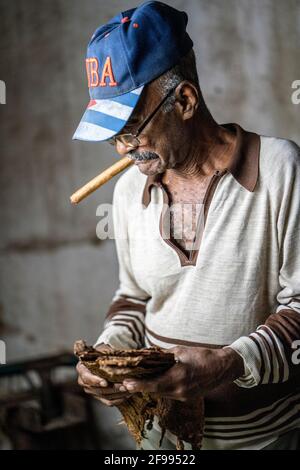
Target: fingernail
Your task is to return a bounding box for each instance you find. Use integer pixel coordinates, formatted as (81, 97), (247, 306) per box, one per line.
(125, 382), (136, 391)
(119, 385), (126, 392)
(99, 380), (107, 387)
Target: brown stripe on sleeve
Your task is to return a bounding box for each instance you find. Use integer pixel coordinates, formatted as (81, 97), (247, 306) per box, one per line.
(106, 321), (139, 346)
(106, 295), (147, 320)
(266, 309), (300, 344)
(145, 325), (225, 348)
(122, 294), (151, 302)
(258, 325), (285, 383)
(204, 408), (300, 440)
(108, 315), (144, 346)
(265, 309), (300, 377)
(255, 331), (274, 383)
(248, 334), (265, 385)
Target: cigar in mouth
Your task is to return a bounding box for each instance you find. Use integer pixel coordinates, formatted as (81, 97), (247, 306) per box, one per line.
(70, 156), (133, 204)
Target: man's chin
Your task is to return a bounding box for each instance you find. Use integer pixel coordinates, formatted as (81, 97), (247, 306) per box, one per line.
(133, 157), (162, 175)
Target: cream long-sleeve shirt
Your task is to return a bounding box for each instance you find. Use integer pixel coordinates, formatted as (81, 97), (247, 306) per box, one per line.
(96, 123), (300, 450)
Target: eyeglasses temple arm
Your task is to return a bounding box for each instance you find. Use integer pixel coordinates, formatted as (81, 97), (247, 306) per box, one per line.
(135, 87), (176, 138)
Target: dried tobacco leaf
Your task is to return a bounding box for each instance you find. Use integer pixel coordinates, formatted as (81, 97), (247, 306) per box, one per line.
(74, 340), (204, 449)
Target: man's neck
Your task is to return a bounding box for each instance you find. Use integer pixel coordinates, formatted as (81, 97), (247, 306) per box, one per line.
(163, 118), (237, 185)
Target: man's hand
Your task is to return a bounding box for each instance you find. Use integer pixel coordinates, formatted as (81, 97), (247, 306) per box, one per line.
(121, 346), (244, 402)
(76, 343), (132, 406)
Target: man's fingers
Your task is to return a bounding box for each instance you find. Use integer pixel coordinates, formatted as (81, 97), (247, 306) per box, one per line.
(100, 392), (132, 400)
(83, 387), (95, 396)
(84, 383), (125, 395)
(81, 381), (132, 400)
(123, 374), (169, 394)
(83, 387), (130, 400)
(122, 364), (182, 394)
(100, 384), (124, 395)
(77, 362), (108, 387)
(114, 383), (125, 391)
(78, 376), (85, 387)
(98, 388), (132, 399)
(97, 397), (128, 407)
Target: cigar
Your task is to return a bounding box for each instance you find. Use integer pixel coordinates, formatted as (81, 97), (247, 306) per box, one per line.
(70, 156), (133, 204)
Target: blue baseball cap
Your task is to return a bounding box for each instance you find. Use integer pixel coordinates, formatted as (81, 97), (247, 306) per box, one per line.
(73, 1), (193, 142)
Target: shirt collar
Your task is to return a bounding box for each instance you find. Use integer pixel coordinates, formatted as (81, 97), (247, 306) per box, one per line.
(141, 123), (260, 207)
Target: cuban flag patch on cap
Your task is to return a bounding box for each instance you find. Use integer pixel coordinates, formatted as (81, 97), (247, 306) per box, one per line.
(73, 86), (144, 142)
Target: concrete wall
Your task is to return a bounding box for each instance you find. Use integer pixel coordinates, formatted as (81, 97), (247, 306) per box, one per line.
(0, 0), (299, 446)
(1, 0), (299, 361)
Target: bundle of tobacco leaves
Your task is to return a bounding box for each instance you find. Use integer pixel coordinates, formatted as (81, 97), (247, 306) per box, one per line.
(74, 340), (204, 450)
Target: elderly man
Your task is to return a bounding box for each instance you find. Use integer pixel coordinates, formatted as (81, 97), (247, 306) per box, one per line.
(74, 2), (300, 450)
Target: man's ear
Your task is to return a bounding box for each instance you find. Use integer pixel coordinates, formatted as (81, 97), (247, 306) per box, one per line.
(174, 81), (199, 120)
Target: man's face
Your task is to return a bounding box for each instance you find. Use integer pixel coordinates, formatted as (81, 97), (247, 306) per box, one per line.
(114, 81), (185, 176)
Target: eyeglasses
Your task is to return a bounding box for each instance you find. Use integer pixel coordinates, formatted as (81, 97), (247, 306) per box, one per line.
(108, 86), (177, 148)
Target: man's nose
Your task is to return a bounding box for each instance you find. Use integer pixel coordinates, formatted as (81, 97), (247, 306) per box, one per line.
(116, 140), (138, 155)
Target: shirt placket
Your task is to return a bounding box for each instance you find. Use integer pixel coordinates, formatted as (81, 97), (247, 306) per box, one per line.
(157, 169), (227, 267)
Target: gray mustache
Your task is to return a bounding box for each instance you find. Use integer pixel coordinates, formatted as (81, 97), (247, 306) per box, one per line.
(128, 151), (159, 161)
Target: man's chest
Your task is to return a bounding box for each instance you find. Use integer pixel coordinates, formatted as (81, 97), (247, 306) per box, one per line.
(129, 173), (275, 301)
(163, 177), (212, 252)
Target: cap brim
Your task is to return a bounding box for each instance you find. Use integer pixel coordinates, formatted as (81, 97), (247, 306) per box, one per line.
(72, 85), (144, 142)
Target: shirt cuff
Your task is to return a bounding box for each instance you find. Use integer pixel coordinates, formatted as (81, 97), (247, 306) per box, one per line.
(225, 336), (261, 388)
